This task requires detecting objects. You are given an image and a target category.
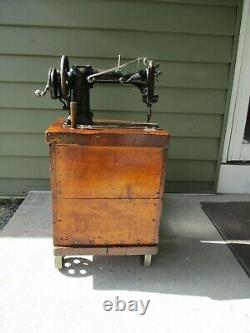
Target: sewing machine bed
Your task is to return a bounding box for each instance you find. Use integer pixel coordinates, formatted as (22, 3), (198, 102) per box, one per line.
(46, 118), (169, 268)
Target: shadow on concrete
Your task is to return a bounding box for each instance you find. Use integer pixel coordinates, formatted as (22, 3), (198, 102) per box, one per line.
(58, 238), (250, 300)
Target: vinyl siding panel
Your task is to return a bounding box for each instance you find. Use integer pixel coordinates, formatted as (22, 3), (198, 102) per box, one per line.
(0, 26), (234, 63)
(0, 134), (220, 160)
(112, 0), (238, 5)
(0, 0), (237, 35)
(0, 84), (228, 114)
(0, 157), (216, 182)
(0, 0), (241, 195)
(0, 109), (223, 137)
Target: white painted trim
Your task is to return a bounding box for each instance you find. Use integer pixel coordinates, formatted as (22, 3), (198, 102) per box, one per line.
(241, 143), (250, 160)
(228, 5), (250, 160)
(222, 0), (250, 162)
(217, 164), (250, 193)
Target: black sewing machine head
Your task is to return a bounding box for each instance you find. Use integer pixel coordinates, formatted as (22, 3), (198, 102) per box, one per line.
(35, 55), (160, 128)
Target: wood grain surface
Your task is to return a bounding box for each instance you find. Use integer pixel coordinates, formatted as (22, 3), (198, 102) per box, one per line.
(53, 198), (161, 246)
(54, 246), (158, 256)
(50, 145), (164, 199)
(48, 118), (169, 248)
(46, 118), (169, 148)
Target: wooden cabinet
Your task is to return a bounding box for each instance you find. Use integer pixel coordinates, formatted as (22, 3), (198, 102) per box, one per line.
(46, 118), (169, 266)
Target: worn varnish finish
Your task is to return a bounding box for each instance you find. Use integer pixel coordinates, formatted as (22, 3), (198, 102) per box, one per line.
(46, 118), (169, 147)
(52, 145), (163, 199)
(53, 198), (160, 246)
(46, 118), (169, 248)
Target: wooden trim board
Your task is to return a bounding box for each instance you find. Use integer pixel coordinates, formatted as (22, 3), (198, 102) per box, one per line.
(54, 245), (158, 256)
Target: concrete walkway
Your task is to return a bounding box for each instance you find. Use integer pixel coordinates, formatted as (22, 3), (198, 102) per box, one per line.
(0, 192), (250, 333)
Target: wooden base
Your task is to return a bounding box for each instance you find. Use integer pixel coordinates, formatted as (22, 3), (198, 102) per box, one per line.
(54, 245), (158, 256)
(54, 245), (158, 269)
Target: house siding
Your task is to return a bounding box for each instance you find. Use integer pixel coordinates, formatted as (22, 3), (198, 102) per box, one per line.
(0, 0), (241, 195)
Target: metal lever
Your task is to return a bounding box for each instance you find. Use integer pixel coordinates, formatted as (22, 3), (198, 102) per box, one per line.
(34, 87), (48, 97)
(34, 67), (52, 97)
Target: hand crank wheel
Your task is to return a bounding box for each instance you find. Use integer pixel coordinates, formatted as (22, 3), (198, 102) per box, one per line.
(60, 55), (70, 98)
(49, 68), (59, 99)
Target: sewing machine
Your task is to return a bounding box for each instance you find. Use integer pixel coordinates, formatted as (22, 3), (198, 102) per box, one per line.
(36, 55), (169, 270)
(35, 55), (160, 126)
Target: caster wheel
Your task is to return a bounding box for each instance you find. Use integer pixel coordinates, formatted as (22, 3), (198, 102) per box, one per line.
(141, 254), (152, 267)
(54, 255), (63, 270)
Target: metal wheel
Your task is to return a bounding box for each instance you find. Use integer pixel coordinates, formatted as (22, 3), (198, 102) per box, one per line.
(54, 255), (63, 270)
(141, 254), (152, 267)
(60, 55), (70, 98)
(48, 68), (59, 99)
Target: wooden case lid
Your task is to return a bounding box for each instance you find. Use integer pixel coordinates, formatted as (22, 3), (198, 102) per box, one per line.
(46, 118), (169, 148)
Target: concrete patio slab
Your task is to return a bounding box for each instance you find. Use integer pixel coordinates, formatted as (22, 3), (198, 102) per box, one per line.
(0, 192), (250, 333)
